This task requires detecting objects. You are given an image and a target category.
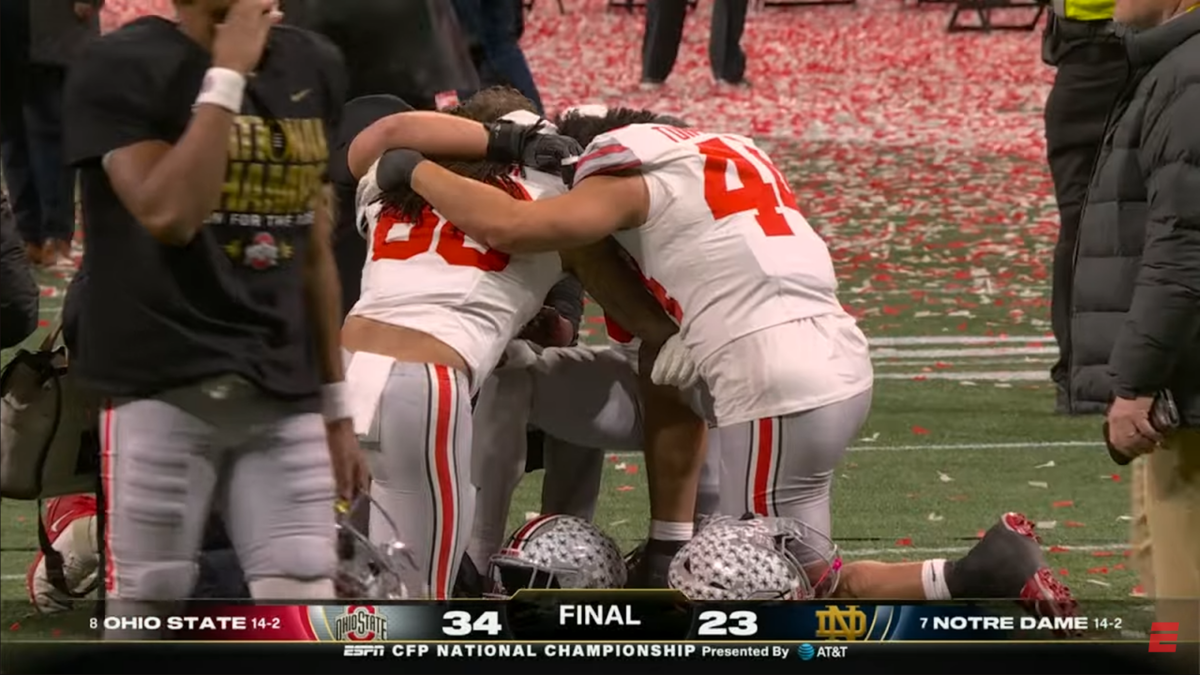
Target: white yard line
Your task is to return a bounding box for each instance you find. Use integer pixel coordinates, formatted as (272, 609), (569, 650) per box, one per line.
(608, 441), (1104, 458)
(872, 346), (1058, 359)
(839, 542), (1128, 557)
(875, 370), (1047, 381)
(869, 335), (1053, 346)
(875, 358), (1055, 368)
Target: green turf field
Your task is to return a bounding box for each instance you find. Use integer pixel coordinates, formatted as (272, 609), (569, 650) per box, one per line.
(0, 144), (1147, 639)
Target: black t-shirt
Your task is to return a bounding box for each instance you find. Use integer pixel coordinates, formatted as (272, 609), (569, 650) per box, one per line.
(63, 17), (347, 401)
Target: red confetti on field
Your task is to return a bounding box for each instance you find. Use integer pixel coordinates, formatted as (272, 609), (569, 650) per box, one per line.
(615, 485), (634, 492)
(895, 538), (913, 547)
(1064, 520), (1085, 528)
(1091, 551), (1114, 557)
(51, 629), (62, 638)
(911, 426), (930, 435)
(624, 464), (639, 475)
(1058, 568), (1069, 576)
(1048, 545), (1070, 553)
(1052, 500), (1074, 508)
(8, 623), (18, 632)
(1087, 566), (1109, 575)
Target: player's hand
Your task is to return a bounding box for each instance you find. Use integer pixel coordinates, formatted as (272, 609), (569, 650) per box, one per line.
(485, 121), (583, 176)
(326, 419), (370, 501)
(212, 0), (283, 76)
(1106, 396), (1161, 459)
(375, 148), (427, 193)
(650, 334), (700, 390)
(518, 306), (575, 347)
(522, 133), (583, 178)
(497, 339), (541, 371)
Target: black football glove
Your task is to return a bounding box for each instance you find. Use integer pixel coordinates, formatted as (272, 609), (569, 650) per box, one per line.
(484, 120), (583, 177)
(375, 148), (427, 194)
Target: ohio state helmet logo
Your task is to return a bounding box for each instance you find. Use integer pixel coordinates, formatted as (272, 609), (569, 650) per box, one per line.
(244, 232), (279, 270)
(332, 605), (387, 642)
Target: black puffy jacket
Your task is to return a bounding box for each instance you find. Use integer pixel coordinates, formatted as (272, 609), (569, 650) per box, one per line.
(0, 194), (39, 349)
(1067, 11), (1200, 423)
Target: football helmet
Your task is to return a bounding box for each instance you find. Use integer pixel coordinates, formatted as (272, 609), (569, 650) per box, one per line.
(488, 515), (627, 597)
(668, 515), (842, 600)
(334, 494), (423, 599)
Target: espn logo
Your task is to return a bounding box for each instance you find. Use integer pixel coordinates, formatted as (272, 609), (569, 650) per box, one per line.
(1148, 622), (1179, 653)
(344, 645), (386, 657)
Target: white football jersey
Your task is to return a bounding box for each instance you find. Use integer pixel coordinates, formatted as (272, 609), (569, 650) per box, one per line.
(349, 164), (566, 389)
(575, 123), (869, 424)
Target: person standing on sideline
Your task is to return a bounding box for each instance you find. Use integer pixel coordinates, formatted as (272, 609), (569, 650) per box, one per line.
(0, 0), (101, 268)
(1071, 0), (1200, 648)
(1042, 0), (1126, 415)
(0, 193), (40, 349)
(452, 0), (544, 114)
(641, 0), (749, 89)
(62, 0), (367, 638)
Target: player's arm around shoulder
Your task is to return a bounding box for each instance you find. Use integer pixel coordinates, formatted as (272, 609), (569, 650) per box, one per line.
(409, 163), (649, 253)
(347, 112), (492, 181)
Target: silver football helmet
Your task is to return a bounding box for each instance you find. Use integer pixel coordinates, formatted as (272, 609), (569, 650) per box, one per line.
(668, 515), (842, 600)
(488, 515), (627, 597)
(334, 494), (423, 599)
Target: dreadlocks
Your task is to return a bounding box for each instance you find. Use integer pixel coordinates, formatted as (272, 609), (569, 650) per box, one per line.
(553, 108), (664, 149)
(379, 86), (537, 221)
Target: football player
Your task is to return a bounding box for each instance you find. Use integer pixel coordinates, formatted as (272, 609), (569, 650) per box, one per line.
(468, 313), (724, 572)
(342, 89), (686, 598)
(361, 108), (1078, 615)
(363, 107), (867, 585)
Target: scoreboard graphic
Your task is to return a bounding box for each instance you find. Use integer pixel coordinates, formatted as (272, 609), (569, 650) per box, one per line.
(3, 593), (1195, 675)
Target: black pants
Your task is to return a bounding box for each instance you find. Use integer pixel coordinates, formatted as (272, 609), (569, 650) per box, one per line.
(642, 0), (748, 84)
(1044, 43), (1126, 395)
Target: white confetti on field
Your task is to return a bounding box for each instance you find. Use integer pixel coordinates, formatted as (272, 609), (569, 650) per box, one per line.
(937, 472), (953, 483)
(1027, 481), (1049, 489)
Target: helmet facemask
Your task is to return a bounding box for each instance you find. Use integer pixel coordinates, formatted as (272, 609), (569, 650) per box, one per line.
(335, 494), (424, 600)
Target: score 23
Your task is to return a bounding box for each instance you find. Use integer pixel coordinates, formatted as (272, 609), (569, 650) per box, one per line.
(696, 610), (759, 637)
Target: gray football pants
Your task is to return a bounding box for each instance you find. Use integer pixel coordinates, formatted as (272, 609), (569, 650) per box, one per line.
(100, 376), (337, 638)
(362, 361), (474, 600)
(717, 388), (873, 558)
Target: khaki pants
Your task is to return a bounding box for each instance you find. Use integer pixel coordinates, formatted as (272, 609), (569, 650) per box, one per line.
(1130, 431), (1200, 644)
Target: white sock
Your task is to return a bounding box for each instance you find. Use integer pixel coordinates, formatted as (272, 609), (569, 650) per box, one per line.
(649, 520), (694, 542)
(921, 559), (951, 600)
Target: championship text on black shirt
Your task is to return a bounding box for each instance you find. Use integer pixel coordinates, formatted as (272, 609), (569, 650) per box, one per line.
(63, 17), (347, 401)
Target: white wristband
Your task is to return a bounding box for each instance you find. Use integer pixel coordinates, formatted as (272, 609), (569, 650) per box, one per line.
(194, 67), (246, 114)
(321, 381), (352, 423)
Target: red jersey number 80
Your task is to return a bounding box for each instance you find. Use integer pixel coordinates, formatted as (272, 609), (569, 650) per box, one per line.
(371, 205), (510, 272)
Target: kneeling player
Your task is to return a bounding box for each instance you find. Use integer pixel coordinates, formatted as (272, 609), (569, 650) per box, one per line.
(469, 315), (723, 570)
(344, 89), (685, 597)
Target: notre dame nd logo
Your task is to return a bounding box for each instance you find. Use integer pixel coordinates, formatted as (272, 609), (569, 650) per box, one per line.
(814, 605), (868, 641)
(333, 605), (388, 642)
